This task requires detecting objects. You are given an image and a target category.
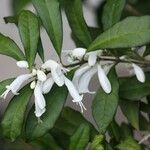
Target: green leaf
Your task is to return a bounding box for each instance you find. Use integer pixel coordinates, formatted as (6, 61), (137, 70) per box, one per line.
(139, 114), (150, 131)
(18, 10), (40, 68)
(32, 134), (62, 150)
(102, 0), (126, 30)
(69, 124), (90, 150)
(120, 100), (139, 129)
(37, 37), (44, 62)
(63, 0), (92, 48)
(32, 0), (63, 55)
(0, 78), (14, 96)
(1, 85), (32, 141)
(4, 16), (18, 25)
(0, 33), (25, 60)
(92, 68), (119, 133)
(25, 85), (68, 140)
(88, 16), (150, 51)
(11, 0), (31, 14)
(116, 137), (141, 150)
(119, 73), (150, 100)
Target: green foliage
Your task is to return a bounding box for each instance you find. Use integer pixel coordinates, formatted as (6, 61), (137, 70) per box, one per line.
(69, 123), (90, 150)
(18, 10), (40, 68)
(92, 68), (119, 133)
(1, 85), (32, 141)
(0, 33), (25, 61)
(32, 0), (63, 55)
(62, 0), (92, 48)
(88, 16), (150, 51)
(102, 0), (126, 30)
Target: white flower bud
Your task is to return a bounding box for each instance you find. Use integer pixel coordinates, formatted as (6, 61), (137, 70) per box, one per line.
(16, 61), (29, 68)
(30, 81), (36, 89)
(72, 48), (86, 60)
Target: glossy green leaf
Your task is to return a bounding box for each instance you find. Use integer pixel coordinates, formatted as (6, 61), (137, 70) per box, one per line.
(11, 0), (31, 14)
(120, 100), (139, 129)
(139, 114), (150, 131)
(116, 137), (141, 150)
(119, 73), (150, 100)
(102, 0), (126, 30)
(63, 0), (92, 48)
(88, 16), (150, 51)
(92, 68), (119, 133)
(32, 0), (63, 55)
(1, 85), (32, 141)
(0, 78), (14, 96)
(18, 10), (40, 68)
(0, 33), (25, 60)
(25, 85), (68, 140)
(69, 124), (90, 150)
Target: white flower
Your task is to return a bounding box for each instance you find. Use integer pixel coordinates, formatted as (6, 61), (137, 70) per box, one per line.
(16, 60), (29, 68)
(1, 73), (33, 99)
(42, 77), (54, 94)
(132, 63), (145, 83)
(34, 81), (46, 117)
(30, 81), (36, 89)
(42, 59), (86, 112)
(71, 48), (86, 60)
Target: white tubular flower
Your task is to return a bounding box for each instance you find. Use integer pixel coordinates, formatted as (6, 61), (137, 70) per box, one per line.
(34, 81), (46, 117)
(73, 65), (91, 88)
(88, 51), (98, 66)
(72, 48), (86, 60)
(37, 70), (47, 82)
(42, 60), (65, 86)
(78, 66), (97, 94)
(1, 74), (33, 99)
(64, 76), (86, 113)
(97, 64), (111, 94)
(42, 77), (54, 94)
(132, 63), (145, 83)
(16, 61), (29, 68)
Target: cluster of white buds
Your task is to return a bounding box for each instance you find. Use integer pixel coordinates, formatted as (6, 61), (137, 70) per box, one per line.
(0, 47), (147, 119)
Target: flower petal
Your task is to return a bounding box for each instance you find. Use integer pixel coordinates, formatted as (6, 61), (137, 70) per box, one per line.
(72, 48), (86, 60)
(97, 64), (112, 94)
(78, 66), (97, 94)
(37, 70), (47, 82)
(88, 52), (98, 66)
(16, 61), (29, 68)
(64, 76), (83, 102)
(34, 81), (46, 110)
(132, 63), (145, 83)
(72, 65), (91, 88)
(42, 77), (54, 94)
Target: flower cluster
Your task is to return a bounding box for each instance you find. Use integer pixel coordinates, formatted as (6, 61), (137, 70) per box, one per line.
(1, 47), (146, 119)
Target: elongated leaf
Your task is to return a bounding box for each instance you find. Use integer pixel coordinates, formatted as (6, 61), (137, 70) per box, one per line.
(0, 33), (25, 60)
(88, 16), (150, 51)
(32, 0), (62, 55)
(1, 85), (32, 141)
(92, 68), (119, 133)
(11, 0), (31, 14)
(25, 85), (68, 140)
(139, 114), (150, 131)
(37, 37), (44, 62)
(102, 0), (126, 30)
(69, 124), (90, 150)
(119, 73), (150, 100)
(63, 0), (92, 48)
(116, 137), (141, 150)
(18, 10), (40, 68)
(120, 100), (139, 129)
(0, 78), (14, 96)
(140, 102), (150, 114)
